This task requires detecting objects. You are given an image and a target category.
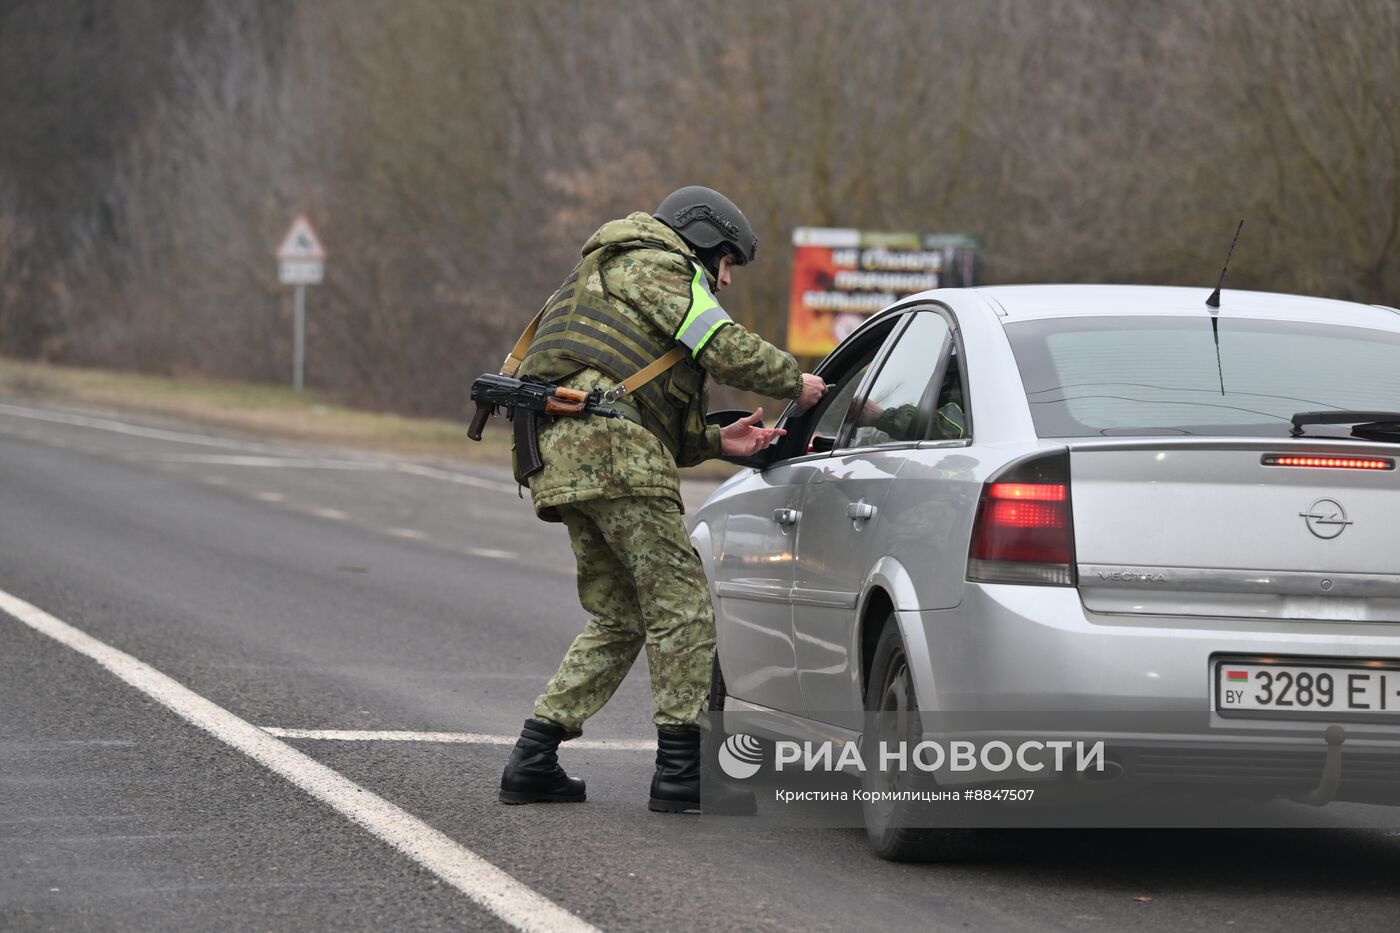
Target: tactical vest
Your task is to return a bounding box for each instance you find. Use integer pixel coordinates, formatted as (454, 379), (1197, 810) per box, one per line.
(518, 239), (729, 460)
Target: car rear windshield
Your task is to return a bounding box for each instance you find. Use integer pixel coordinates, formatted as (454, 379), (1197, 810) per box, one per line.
(1004, 315), (1400, 438)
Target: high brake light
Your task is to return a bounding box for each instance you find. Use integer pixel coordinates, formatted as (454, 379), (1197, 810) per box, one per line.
(1262, 454), (1394, 471)
(968, 450), (1075, 586)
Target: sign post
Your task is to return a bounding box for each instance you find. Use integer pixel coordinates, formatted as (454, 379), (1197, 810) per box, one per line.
(293, 284), (306, 393)
(276, 216), (326, 392)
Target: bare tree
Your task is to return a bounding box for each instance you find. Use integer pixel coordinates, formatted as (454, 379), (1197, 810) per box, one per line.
(1212, 0), (1400, 301)
(8, 0), (1396, 416)
(0, 179), (37, 354)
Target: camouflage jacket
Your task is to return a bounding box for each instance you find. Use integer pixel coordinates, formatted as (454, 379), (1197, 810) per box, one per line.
(871, 400), (966, 442)
(522, 212), (802, 520)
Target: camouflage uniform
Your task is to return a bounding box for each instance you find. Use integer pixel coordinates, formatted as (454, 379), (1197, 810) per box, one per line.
(866, 397), (966, 443)
(520, 212), (801, 734)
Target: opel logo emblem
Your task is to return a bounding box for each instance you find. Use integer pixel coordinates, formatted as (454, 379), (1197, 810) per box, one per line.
(1300, 498), (1352, 539)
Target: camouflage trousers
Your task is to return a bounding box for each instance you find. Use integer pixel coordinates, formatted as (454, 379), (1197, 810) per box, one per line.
(533, 495), (715, 734)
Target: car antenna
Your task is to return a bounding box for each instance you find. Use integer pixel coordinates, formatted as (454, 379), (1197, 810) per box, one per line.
(1205, 219), (1243, 309)
(1205, 219), (1243, 395)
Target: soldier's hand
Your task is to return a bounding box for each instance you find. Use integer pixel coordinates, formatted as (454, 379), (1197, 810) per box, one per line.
(793, 373), (828, 413)
(720, 408), (787, 457)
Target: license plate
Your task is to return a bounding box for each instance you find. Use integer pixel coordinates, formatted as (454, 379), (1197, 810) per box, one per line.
(1215, 659), (1400, 720)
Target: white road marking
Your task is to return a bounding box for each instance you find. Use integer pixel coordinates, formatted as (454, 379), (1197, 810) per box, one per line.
(0, 587), (598, 933)
(467, 547), (518, 560)
(311, 507), (348, 520)
(0, 402), (519, 494)
(261, 728), (652, 752)
(0, 402), (279, 452)
(153, 454), (384, 470)
(394, 462), (518, 495)
(255, 491), (287, 503)
(386, 528), (426, 540)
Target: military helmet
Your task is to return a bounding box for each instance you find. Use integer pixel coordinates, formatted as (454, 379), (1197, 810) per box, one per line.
(653, 186), (758, 265)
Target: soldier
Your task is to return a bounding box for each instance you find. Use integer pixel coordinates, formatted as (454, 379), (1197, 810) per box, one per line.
(498, 186), (827, 812)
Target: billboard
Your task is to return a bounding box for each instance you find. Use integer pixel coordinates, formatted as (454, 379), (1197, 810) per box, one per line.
(786, 228), (981, 358)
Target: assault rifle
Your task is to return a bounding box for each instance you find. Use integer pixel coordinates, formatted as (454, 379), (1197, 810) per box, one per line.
(468, 373), (627, 478)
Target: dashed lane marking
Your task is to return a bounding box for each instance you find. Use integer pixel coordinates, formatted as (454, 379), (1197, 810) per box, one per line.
(0, 587), (599, 933)
(151, 453), (385, 470)
(0, 402), (281, 452)
(261, 728), (653, 752)
(0, 403), (518, 495)
(311, 507), (348, 520)
(255, 491), (287, 503)
(466, 547), (518, 560)
(393, 462), (517, 494)
(386, 528), (426, 540)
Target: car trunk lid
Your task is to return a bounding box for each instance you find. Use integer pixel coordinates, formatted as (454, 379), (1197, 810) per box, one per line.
(1070, 439), (1400, 622)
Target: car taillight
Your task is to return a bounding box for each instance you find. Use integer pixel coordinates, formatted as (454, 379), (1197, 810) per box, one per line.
(968, 450), (1076, 586)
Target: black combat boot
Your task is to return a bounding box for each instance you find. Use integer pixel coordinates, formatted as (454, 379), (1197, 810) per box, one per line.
(648, 727), (703, 813)
(648, 727), (758, 814)
(499, 719), (586, 804)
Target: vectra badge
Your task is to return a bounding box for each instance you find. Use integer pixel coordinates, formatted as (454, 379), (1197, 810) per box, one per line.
(1098, 570), (1168, 583)
(1300, 498), (1352, 539)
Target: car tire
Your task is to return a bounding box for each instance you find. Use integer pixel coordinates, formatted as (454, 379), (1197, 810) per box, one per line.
(861, 616), (974, 862)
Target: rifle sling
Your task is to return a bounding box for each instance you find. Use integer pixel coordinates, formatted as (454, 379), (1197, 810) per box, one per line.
(616, 347), (686, 396)
(499, 308), (544, 378)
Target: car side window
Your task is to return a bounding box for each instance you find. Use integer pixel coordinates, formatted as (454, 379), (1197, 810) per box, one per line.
(776, 319), (900, 459)
(928, 346), (967, 440)
(842, 313), (952, 449)
(807, 359), (874, 452)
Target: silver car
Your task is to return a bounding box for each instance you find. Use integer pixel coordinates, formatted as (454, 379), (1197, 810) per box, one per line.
(692, 284), (1400, 857)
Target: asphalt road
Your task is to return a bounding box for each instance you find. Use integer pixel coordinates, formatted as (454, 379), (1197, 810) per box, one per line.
(4, 398), (1400, 932)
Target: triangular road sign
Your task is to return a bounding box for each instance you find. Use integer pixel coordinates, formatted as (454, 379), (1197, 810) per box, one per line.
(276, 215), (326, 261)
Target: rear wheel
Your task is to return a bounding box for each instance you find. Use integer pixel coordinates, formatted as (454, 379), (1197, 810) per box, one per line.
(861, 617), (974, 862)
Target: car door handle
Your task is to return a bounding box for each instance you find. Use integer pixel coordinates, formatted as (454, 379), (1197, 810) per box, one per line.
(773, 508), (800, 526)
(847, 501), (876, 521)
